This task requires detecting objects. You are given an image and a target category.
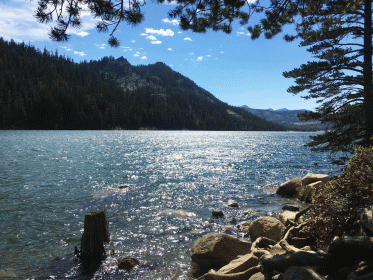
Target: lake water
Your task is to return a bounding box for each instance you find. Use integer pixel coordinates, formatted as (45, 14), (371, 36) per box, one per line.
(0, 131), (346, 279)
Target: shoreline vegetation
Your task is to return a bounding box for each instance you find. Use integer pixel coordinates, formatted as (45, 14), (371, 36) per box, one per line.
(78, 145), (373, 279)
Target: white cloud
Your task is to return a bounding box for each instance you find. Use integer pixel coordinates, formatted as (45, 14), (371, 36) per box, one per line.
(95, 43), (106, 49)
(237, 31), (251, 36)
(140, 33), (147, 36)
(139, 48), (144, 50)
(169, 64), (174, 67)
(178, 31), (182, 34)
(146, 35), (157, 41)
(163, 0), (178, 5)
(77, 31), (89, 37)
(184, 37), (192, 41)
(220, 51), (224, 54)
(66, 48), (73, 51)
(162, 18), (180, 25)
(168, 48), (172, 51)
(197, 56), (203, 61)
(145, 28), (174, 36)
(74, 51), (86, 56)
(141, 56), (147, 59)
(151, 40), (162, 44)
(132, 40), (136, 43)
(134, 54), (139, 57)
(206, 55), (211, 57)
(189, 52), (194, 55)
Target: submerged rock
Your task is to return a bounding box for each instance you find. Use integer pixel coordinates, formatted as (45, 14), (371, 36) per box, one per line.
(212, 210), (224, 217)
(117, 255), (140, 271)
(282, 205), (300, 212)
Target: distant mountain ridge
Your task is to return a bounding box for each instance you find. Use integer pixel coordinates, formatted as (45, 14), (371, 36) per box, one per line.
(241, 106), (326, 131)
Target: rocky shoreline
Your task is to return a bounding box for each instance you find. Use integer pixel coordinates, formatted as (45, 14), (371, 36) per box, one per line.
(188, 173), (373, 280)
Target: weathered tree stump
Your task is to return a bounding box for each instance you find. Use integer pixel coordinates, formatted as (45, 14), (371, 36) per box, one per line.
(80, 209), (110, 270)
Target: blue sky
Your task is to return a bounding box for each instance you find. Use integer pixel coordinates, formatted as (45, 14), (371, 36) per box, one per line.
(0, 0), (318, 110)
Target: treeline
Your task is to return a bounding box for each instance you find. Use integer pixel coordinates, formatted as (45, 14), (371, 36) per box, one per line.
(0, 38), (285, 130)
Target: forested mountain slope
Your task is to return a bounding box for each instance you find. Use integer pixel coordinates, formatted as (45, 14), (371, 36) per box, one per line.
(0, 38), (285, 131)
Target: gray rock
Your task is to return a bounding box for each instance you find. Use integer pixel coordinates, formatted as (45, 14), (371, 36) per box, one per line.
(301, 173), (330, 186)
(276, 177), (302, 197)
(190, 233), (252, 277)
(249, 216), (286, 242)
(282, 266), (326, 280)
(227, 199), (239, 207)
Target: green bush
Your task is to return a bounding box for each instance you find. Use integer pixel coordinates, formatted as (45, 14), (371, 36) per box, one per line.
(303, 145), (373, 248)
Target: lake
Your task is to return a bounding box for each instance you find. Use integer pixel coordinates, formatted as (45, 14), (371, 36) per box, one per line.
(0, 131), (346, 279)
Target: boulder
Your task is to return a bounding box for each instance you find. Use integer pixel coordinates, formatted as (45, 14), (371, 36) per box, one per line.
(117, 255), (140, 271)
(282, 266), (326, 280)
(227, 199), (239, 207)
(301, 173), (330, 186)
(276, 177), (302, 197)
(279, 210), (301, 227)
(249, 272), (266, 280)
(190, 233), (252, 277)
(298, 181), (325, 203)
(217, 253), (259, 274)
(249, 216), (286, 242)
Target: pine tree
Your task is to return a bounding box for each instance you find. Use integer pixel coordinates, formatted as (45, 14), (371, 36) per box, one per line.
(279, 0), (373, 152)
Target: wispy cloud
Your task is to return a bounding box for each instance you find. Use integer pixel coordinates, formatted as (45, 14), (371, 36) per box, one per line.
(141, 56), (147, 60)
(134, 53), (139, 57)
(77, 31), (89, 37)
(95, 43), (106, 49)
(131, 40), (136, 43)
(206, 55), (211, 57)
(145, 28), (174, 36)
(121, 46), (132, 51)
(168, 48), (172, 51)
(146, 35), (157, 41)
(74, 51), (86, 56)
(0, 0), (50, 42)
(189, 52), (194, 55)
(162, 18), (180, 25)
(197, 56), (203, 61)
(237, 31), (250, 36)
(184, 37), (192, 41)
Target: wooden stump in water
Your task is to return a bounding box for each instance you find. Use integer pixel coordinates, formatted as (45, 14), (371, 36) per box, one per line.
(80, 209), (110, 268)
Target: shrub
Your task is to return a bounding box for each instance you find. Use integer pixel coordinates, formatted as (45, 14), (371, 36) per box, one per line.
(303, 145), (373, 248)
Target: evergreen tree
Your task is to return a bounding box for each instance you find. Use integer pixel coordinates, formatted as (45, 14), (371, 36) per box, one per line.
(281, 0), (373, 152)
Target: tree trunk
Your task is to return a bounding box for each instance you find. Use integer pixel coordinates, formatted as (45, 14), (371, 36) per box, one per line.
(364, 0), (373, 145)
(80, 209), (110, 269)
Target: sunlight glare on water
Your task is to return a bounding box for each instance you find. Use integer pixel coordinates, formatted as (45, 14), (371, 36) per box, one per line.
(0, 131), (347, 279)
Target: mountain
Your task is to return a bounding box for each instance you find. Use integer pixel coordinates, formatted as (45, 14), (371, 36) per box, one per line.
(0, 38), (286, 131)
(241, 106), (327, 131)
